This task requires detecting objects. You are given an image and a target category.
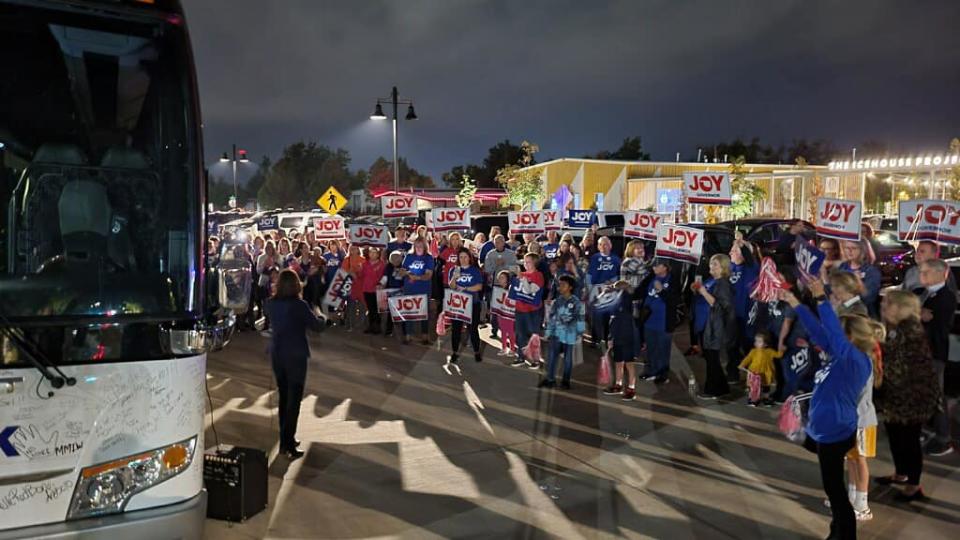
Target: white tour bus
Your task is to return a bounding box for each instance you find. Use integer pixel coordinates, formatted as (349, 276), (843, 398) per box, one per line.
(0, 1), (242, 537)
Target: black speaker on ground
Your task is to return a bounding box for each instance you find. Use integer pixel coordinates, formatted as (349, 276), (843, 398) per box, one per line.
(203, 445), (268, 522)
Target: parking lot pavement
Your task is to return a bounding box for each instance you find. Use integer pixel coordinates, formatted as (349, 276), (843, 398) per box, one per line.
(202, 325), (960, 539)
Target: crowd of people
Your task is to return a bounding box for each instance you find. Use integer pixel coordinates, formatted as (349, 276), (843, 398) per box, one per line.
(211, 218), (958, 538)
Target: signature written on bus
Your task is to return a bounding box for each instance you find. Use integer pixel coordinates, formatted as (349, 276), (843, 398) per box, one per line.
(0, 479), (74, 510)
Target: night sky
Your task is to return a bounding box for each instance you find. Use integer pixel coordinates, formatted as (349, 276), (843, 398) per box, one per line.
(186, 0), (960, 185)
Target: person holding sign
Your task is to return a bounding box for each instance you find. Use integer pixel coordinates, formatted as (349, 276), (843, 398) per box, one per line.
(510, 253), (546, 369)
(587, 237), (622, 347)
(638, 259), (679, 384)
(399, 238), (434, 345)
(447, 248), (484, 364)
(838, 239), (881, 317)
(387, 226), (412, 255)
(694, 254), (737, 400)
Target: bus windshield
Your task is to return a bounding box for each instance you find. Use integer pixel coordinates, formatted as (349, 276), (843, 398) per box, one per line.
(0, 3), (201, 322)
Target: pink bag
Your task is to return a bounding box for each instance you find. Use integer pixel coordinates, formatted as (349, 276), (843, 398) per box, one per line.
(436, 311), (449, 336)
(778, 393), (811, 442)
(747, 372), (762, 402)
(598, 348), (612, 386)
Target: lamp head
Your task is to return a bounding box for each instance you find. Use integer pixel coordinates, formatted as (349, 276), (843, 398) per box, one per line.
(370, 103), (387, 120)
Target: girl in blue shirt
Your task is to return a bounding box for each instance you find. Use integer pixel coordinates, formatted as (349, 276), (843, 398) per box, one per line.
(446, 248), (484, 364)
(783, 282), (876, 540)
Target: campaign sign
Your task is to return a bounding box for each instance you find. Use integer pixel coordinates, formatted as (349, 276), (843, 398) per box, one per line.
(815, 198), (861, 241)
(682, 172), (732, 205)
(313, 216), (346, 240)
(349, 224), (389, 248)
(508, 211), (545, 234)
(898, 199), (960, 244)
(381, 195), (417, 218)
(490, 286), (516, 320)
(443, 289), (473, 323)
(542, 209), (563, 231)
(321, 268), (353, 311)
(624, 210), (663, 240)
(654, 223), (704, 264)
(795, 241), (826, 279)
(388, 294), (429, 322)
(429, 207), (470, 232)
(257, 215), (278, 231)
(566, 209), (596, 229)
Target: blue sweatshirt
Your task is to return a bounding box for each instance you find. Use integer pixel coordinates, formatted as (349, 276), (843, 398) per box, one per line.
(794, 301), (871, 444)
(588, 253), (621, 286)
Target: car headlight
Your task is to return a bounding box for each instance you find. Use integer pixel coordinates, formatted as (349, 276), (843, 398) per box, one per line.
(67, 436), (197, 520)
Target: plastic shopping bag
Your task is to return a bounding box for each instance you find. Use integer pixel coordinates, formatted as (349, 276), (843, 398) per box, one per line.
(598, 347), (612, 386)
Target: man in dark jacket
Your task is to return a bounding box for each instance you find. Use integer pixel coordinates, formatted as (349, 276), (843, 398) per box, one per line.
(265, 269), (324, 459)
(639, 259), (679, 383)
(920, 259), (957, 457)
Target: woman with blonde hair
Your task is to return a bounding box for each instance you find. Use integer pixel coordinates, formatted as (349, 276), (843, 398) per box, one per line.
(695, 254), (736, 399)
(875, 290), (941, 502)
(828, 269), (868, 318)
(838, 238), (881, 317)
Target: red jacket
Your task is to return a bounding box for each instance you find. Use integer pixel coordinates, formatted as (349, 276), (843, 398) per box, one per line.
(357, 260), (385, 295)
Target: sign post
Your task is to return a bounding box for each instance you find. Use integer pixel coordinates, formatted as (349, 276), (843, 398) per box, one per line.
(317, 186), (348, 215)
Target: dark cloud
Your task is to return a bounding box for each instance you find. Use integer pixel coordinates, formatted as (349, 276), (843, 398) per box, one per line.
(185, 0), (960, 183)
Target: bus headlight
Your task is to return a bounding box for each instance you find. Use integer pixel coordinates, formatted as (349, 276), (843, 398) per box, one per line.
(67, 436), (197, 520)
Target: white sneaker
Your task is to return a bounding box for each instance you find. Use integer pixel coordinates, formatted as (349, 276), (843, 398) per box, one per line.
(497, 349), (510, 357)
(855, 508), (873, 521)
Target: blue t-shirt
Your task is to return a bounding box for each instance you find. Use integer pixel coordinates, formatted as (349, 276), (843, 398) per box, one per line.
(693, 278), (716, 334)
(543, 243), (560, 261)
(447, 265), (484, 301)
(402, 253), (434, 295)
(729, 262), (759, 320)
(323, 250), (344, 282)
(387, 241), (412, 255)
(644, 275), (671, 332)
(588, 253), (621, 286)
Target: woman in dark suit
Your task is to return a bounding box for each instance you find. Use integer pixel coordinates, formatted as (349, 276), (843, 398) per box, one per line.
(696, 254), (737, 399)
(265, 269), (324, 459)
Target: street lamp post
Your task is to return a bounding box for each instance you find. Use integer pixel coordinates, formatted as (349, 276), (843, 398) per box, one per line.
(371, 86), (417, 193)
(220, 144), (249, 208)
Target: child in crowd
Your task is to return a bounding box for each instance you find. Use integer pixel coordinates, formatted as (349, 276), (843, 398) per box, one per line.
(540, 275), (585, 389)
(494, 271), (517, 357)
(738, 331), (781, 406)
(844, 318), (885, 521)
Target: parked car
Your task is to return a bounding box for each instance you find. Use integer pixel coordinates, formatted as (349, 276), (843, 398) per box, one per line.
(870, 229), (914, 286)
(719, 218), (815, 268)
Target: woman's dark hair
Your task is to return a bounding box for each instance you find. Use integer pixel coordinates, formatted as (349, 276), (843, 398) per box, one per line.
(739, 244), (756, 267)
(273, 269), (303, 299)
(456, 247), (477, 267)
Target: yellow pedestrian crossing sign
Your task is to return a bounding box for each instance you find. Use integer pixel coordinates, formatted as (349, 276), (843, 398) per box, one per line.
(317, 186), (347, 215)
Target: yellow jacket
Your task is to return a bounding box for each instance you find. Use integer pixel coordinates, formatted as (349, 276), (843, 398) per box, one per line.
(739, 347), (782, 386)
